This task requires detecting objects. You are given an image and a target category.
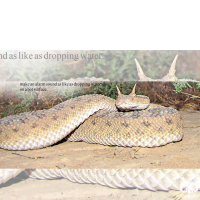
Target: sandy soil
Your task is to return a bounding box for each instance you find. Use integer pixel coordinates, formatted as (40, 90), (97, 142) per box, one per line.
(1, 173), (200, 200)
(0, 110), (200, 169)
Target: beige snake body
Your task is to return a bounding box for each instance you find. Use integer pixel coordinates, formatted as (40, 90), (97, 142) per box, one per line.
(1, 169), (200, 191)
(0, 95), (116, 150)
(69, 104), (182, 147)
(26, 169), (200, 191)
(0, 85), (183, 150)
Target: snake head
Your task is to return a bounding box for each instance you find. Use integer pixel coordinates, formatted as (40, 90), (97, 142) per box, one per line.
(115, 85), (150, 111)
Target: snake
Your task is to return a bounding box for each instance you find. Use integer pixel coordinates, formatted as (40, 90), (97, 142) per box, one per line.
(1, 169), (200, 192)
(0, 84), (183, 150)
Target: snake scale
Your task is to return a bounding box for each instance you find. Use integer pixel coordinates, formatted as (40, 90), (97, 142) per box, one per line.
(0, 55), (197, 191)
(1, 169), (200, 192)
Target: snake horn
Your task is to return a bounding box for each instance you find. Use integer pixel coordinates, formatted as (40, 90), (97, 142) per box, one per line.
(162, 55), (178, 81)
(116, 85), (121, 95)
(134, 59), (153, 81)
(130, 84), (136, 96)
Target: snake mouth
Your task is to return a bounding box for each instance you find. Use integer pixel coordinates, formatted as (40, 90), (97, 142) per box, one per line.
(117, 103), (150, 111)
(135, 103), (150, 110)
(117, 104), (141, 111)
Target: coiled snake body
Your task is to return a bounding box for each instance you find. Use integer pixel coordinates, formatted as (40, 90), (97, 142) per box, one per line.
(0, 85), (183, 150)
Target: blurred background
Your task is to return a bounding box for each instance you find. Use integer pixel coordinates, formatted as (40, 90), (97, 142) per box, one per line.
(0, 50), (199, 81)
